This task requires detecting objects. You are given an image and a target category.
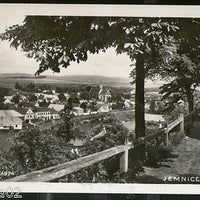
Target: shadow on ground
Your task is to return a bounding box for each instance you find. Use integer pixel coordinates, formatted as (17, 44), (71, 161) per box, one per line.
(186, 120), (200, 140)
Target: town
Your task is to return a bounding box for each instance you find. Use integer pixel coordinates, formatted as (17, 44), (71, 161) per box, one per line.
(0, 79), (170, 132)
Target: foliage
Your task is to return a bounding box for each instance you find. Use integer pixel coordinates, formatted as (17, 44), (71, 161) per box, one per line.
(0, 88), (9, 102)
(80, 90), (89, 100)
(0, 128), (76, 180)
(56, 102), (75, 142)
(15, 82), (22, 90)
(157, 19), (200, 113)
(58, 92), (66, 102)
(11, 94), (20, 104)
(38, 99), (49, 107)
(80, 102), (87, 112)
(28, 94), (37, 102)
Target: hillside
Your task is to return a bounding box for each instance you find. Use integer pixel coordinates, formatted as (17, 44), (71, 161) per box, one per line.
(0, 73), (133, 88)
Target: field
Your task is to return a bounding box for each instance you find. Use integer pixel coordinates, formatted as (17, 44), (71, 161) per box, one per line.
(0, 73), (133, 89)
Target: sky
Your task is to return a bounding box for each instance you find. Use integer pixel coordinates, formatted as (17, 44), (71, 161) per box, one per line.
(0, 12), (133, 79)
(0, 8), (166, 88)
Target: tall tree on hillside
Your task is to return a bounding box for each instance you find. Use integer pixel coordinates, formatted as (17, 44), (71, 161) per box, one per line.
(0, 16), (178, 139)
(157, 19), (200, 113)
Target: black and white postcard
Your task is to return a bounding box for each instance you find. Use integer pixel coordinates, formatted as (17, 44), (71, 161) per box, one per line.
(0, 3), (200, 194)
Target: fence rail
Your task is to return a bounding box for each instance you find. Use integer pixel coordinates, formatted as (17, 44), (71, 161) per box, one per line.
(6, 110), (196, 182)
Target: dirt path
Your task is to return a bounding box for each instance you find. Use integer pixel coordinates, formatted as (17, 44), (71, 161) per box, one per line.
(136, 136), (200, 183)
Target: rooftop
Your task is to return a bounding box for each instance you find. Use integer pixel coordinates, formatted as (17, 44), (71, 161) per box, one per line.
(0, 110), (24, 118)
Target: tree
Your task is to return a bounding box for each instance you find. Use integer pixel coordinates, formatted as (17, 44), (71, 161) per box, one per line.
(80, 90), (89, 100)
(158, 19), (200, 113)
(57, 102), (74, 142)
(11, 94), (20, 104)
(29, 94), (37, 102)
(0, 88), (9, 102)
(80, 102), (87, 112)
(38, 99), (49, 107)
(1, 16), (177, 139)
(58, 93), (66, 102)
(15, 82), (21, 90)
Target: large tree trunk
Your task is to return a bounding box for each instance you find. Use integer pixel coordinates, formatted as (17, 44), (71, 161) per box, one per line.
(185, 85), (194, 113)
(135, 53), (145, 138)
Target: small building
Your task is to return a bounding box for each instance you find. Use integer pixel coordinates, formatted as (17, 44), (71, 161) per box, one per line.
(124, 99), (135, 108)
(48, 104), (65, 112)
(145, 113), (165, 123)
(0, 117), (22, 130)
(0, 110), (23, 130)
(4, 99), (12, 104)
(35, 107), (60, 120)
(15, 108), (34, 121)
(72, 107), (84, 116)
(97, 103), (111, 113)
(50, 109), (60, 119)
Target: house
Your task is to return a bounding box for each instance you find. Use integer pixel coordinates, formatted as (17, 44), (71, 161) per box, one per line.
(4, 95), (13, 100)
(3, 96), (14, 104)
(0, 117), (22, 130)
(48, 104), (65, 112)
(50, 109), (60, 119)
(98, 84), (111, 103)
(35, 102), (40, 107)
(4, 99), (12, 104)
(97, 103), (111, 113)
(63, 93), (70, 100)
(0, 110), (23, 130)
(34, 107), (60, 120)
(124, 99), (135, 108)
(145, 113), (165, 123)
(72, 107), (84, 116)
(16, 107), (60, 121)
(15, 108), (34, 121)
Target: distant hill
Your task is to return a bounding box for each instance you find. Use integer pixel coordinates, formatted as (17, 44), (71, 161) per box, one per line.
(0, 73), (164, 89)
(0, 73), (133, 88)
(48, 75), (132, 88)
(0, 73), (33, 78)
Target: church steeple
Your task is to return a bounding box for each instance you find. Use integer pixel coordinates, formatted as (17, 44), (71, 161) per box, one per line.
(100, 82), (103, 89)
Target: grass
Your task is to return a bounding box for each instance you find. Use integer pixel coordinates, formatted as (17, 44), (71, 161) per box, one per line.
(0, 130), (10, 151)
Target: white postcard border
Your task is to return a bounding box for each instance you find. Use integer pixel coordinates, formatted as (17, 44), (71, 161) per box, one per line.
(0, 3), (200, 194)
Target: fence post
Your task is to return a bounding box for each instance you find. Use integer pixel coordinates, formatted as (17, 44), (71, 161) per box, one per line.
(180, 113), (184, 135)
(164, 125), (169, 147)
(120, 138), (129, 173)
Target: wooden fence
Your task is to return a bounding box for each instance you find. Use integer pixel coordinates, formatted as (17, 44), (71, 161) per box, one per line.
(6, 112), (193, 182)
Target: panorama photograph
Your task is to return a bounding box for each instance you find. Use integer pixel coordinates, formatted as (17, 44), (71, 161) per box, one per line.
(0, 11), (200, 184)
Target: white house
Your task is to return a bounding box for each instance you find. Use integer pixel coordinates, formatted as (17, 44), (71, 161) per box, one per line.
(4, 99), (12, 104)
(0, 117), (22, 130)
(72, 107), (84, 116)
(124, 99), (135, 108)
(0, 110), (23, 130)
(48, 104), (65, 112)
(25, 109), (35, 121)
(145, 113), (165, 123)
(4, 95), (13, 100)
(34, 107), (60, 120)
(64, 93), (70, 100)
(98, 104), (111, 113)
(16, 107), (60, 121)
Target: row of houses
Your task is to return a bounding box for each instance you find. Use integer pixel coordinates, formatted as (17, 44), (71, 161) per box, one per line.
(15, 107), (60, 121)
(0, 107), (60, 130)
